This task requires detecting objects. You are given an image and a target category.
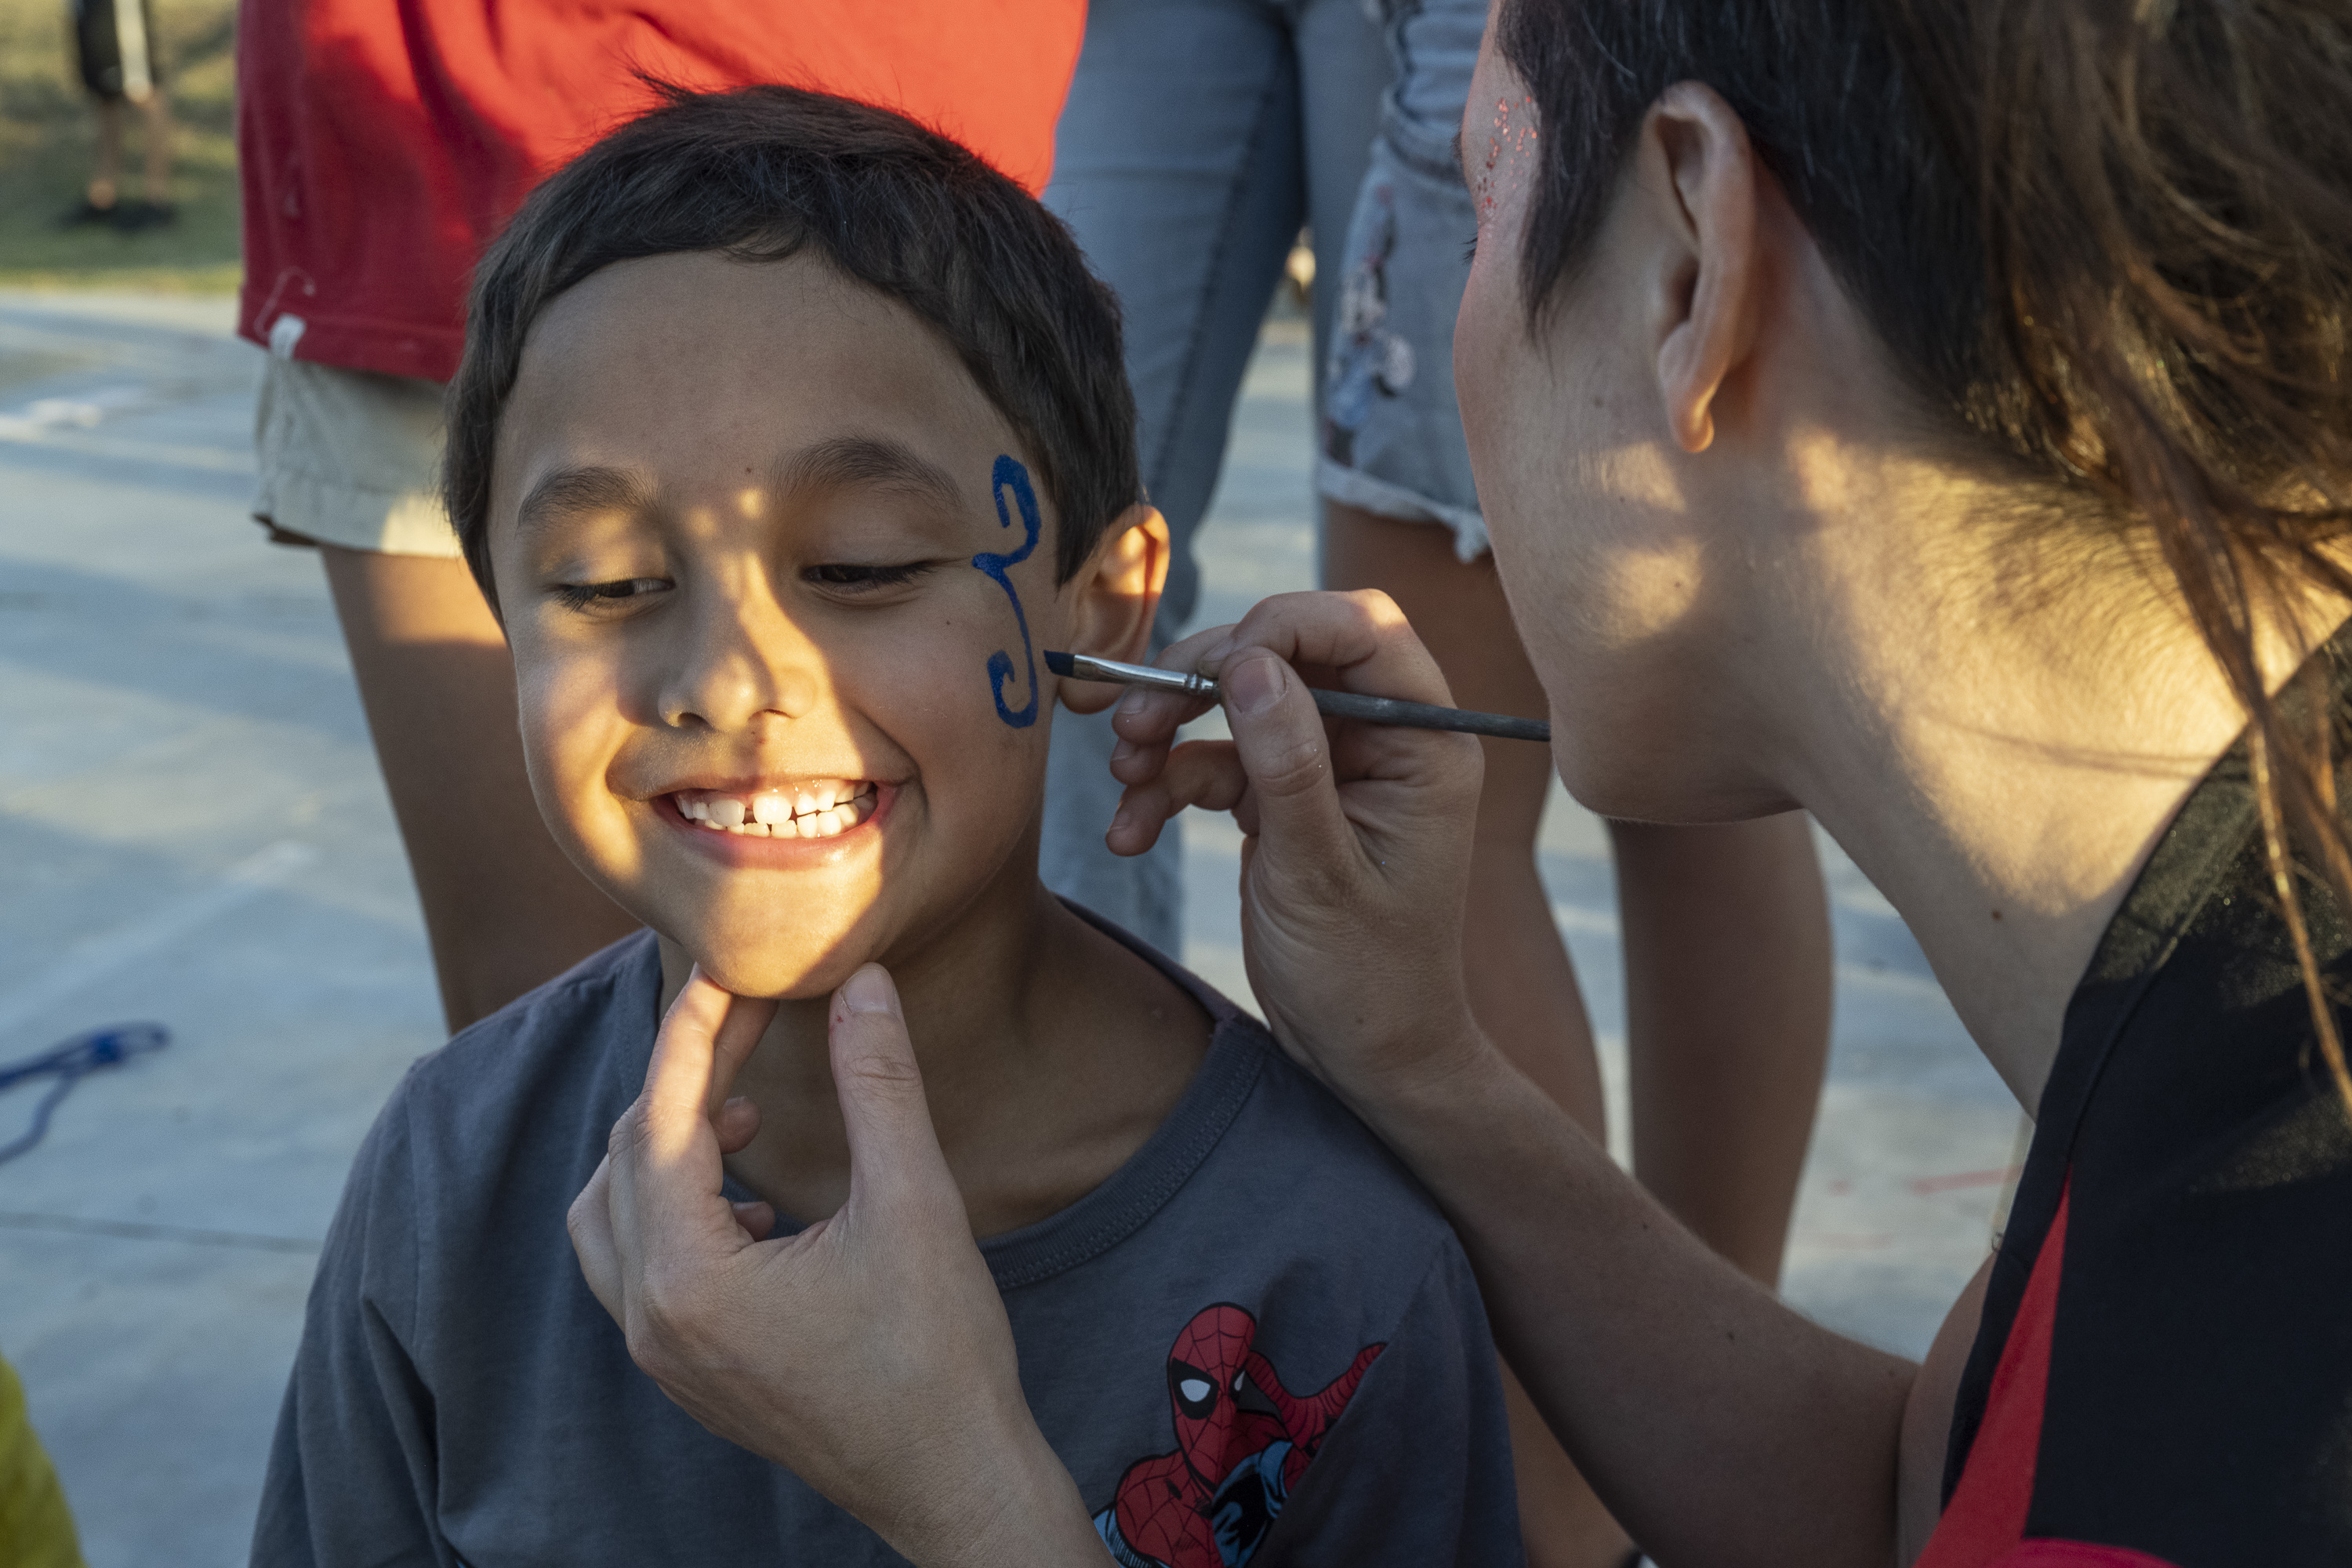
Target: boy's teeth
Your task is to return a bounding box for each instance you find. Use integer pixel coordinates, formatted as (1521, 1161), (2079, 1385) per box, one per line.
(677, 782), (876, 840)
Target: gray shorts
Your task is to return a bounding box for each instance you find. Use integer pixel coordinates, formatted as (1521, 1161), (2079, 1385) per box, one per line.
(251, 356), (462, 558)
(1316, 0), (1488, 561)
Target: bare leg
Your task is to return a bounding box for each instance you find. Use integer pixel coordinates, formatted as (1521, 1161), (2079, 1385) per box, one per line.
(1323, 503), (1632, 1568)
(1613, 815), (1831, 1286)
(88, 100), (122, 209)
(318, 547), (640, 1033)
(136, 91), (171, 205)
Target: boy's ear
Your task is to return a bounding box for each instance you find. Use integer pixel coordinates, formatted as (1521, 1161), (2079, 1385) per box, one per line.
(1056, 503), (1169, 717)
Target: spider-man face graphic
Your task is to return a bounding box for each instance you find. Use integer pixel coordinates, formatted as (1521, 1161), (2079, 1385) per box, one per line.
(1091, 1303), (1385, 1568)
(1166, 1304), (1258, 1490)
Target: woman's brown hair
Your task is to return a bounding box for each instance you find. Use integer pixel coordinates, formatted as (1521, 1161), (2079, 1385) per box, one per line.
(1497, 0), (2352, 1112)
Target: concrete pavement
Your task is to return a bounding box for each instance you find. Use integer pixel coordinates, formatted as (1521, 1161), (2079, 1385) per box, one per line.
(0, 291), (2016, 1566)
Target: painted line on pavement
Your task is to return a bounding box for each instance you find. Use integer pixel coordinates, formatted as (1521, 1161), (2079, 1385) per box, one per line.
(0, 425), (256, 474)
(0, 1210), (320, 1254)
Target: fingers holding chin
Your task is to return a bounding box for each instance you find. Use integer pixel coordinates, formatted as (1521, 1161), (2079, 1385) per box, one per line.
(567, 1160), (625, 1319)
(713, 1094), (762, 1152)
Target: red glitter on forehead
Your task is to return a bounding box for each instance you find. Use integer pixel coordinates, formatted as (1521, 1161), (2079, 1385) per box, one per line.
(1476, 96), (1537, 227)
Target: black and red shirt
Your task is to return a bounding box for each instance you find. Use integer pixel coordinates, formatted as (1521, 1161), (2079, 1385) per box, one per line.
(1927, 636), (2352, 1566)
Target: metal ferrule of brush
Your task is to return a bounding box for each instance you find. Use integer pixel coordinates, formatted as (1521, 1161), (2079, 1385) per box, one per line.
(1058, 652), (1220, 699)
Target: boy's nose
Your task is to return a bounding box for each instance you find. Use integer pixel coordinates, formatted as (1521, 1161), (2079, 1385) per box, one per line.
(656, 588), (826, 731)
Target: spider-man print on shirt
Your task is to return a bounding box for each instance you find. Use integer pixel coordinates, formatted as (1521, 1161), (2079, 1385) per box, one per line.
(1092, 1303), (1384, 1568)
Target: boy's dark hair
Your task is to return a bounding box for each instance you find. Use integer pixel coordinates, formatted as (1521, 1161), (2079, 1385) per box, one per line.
(443, 82), (1142, 608)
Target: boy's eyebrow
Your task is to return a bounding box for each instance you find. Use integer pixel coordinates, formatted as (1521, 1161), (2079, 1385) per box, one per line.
(1452, 125), (1465, 177)
(515, 465), (655, 537)
(773, 434), (965, 514)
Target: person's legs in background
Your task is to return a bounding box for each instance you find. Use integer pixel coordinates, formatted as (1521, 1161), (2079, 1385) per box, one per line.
(254, 358), (637, 1034)
(1039, 0), (1385, 951)
(131, 86), (172, 216)
(1613, 815), (1831, 1284)
(1322, 511), (1835, 1563)
(85, 100), (123, 214)
(64, 0), (172, 227)
(1319, 2), (1832, 1561)
(1323, 507), (1642, 1568)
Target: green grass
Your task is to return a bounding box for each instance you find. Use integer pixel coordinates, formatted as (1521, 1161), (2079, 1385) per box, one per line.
(0, 0), (240, 292)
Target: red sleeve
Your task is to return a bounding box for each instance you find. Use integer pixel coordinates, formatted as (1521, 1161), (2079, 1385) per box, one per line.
(234, 0), (1087, 382)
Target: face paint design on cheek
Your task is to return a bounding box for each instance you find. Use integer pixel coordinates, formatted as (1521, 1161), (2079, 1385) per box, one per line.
(971, 453), (1042, 728)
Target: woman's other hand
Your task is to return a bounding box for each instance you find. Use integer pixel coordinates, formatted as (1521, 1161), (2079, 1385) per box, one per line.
(567, 964), (1106, 1568)
(1107, 589), (1490, 1109)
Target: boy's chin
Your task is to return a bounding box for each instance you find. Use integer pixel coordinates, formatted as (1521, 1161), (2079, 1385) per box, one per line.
(688, 944), (873, 1002)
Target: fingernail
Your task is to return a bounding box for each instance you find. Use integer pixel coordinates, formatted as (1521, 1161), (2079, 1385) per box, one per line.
(1109, 803), (1134, 833)
(1116, 689), (1147, 719)
(840, 965), (898, 1018)
(1225, 654), (1287, 717)
(1110, 738), (1137, 764)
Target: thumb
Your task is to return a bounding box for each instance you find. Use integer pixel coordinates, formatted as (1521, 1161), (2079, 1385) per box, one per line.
(828, 964), (963, 1223)
(1219, 649), (1358, 870)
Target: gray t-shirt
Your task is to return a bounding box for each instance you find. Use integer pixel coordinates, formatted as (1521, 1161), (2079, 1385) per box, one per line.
(252, 926), (1524, 1568)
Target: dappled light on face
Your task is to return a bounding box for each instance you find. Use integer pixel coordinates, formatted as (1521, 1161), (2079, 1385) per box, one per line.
(735, 486), (765, 520)
(656, 572), (823, 731)
(1788, 427), (1882, 529)
(620, 609), (911, 1002)
(1592, 535), (1707, 648)
(678, 500), (724, 547)
(692, 802), (897, 1000)
(1571, 431), (1707, 644)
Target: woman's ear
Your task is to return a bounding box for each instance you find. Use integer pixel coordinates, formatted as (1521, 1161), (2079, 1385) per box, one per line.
(1642, 81), (1762, 454)
(1056, 503), (1169, 716)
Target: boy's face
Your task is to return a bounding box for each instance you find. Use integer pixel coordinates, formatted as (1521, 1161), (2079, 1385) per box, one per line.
(488, 252), (1161, 997)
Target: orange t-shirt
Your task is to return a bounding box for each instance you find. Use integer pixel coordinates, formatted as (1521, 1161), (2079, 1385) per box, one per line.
(235, 1), (1086, 382)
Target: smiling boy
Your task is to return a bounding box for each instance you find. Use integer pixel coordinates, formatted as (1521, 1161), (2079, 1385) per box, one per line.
(252, 86), (1522, 1568)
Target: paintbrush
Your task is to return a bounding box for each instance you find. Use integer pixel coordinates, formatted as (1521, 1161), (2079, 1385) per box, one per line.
(1043, 651), (1552, 743)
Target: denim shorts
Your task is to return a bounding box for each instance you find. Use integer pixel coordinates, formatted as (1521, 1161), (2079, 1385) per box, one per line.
(1036, 0), (1389, 953)
(1316, 0), (1490, 561)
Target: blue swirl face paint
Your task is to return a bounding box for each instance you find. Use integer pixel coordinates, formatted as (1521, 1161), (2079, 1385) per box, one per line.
(973, 454), (1042, 728)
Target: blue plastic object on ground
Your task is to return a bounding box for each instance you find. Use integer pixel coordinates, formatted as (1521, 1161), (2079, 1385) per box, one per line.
(0, 1023), (169, 1166)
